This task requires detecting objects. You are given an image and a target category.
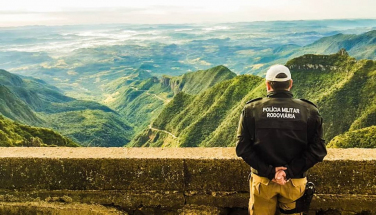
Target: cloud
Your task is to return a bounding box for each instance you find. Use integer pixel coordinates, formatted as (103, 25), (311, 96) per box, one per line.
(1, 0), (376, 27)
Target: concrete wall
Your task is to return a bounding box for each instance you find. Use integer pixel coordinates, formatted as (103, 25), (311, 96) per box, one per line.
(0, 148), (375, 215)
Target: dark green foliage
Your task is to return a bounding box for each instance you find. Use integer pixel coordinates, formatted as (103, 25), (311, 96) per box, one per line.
(0, 114), (78, 147)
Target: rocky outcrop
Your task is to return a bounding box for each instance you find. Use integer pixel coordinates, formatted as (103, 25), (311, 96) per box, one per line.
(160, 75), (182, 94)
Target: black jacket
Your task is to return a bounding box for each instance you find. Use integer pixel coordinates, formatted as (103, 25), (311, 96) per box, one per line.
(236, 90), (327, 179)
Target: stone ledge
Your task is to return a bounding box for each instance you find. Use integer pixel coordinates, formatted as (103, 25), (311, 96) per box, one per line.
(0, 201), (125, 215)
(0, 147), (374, 214)
(0, 148), (374, 160)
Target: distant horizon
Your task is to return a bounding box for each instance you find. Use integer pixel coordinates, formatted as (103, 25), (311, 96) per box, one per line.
(1, 0), (376, 27)
(2, 18), (376, 29)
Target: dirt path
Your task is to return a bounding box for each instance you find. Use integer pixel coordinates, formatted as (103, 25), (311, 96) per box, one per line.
(130, 86), (167, 102)
(149, 124), (178, 139)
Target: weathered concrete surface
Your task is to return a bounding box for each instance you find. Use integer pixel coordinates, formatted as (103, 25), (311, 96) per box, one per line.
(0, 202), (126, 214)
(0, 148), (375, 214)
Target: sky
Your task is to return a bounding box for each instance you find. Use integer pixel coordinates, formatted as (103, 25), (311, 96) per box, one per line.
(1, 0), (376, 27)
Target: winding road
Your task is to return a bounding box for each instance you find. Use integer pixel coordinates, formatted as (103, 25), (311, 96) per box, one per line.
(129, 86), (167, 102)
(148, 124), (178, 139)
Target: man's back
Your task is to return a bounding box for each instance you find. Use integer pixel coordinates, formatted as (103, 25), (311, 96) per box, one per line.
(236, 64), (327, 214)
(241, 91), (321, 173)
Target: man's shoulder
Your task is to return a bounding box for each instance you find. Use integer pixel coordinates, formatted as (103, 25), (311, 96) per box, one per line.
(299, 98), (318, 108)
(246, 97), (263, 104)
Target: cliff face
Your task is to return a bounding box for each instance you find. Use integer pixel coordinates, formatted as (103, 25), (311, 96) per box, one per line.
(288, 49), (352, 71)
(160, 65), (237, 95)
(160, 75), (182, 94)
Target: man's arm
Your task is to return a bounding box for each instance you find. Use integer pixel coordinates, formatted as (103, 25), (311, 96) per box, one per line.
(284, 110), (327, 179)
(236, 108), (276, 180)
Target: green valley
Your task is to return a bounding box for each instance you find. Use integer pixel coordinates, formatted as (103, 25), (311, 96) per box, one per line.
(105, 65), (237, 133)
(0, 69), (133, 147)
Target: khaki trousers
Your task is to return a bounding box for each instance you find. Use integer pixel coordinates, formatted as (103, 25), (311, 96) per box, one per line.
(249, 174), (307, 215)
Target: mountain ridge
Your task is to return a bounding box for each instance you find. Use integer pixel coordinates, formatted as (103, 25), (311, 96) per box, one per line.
(130, 50), (376, 148)
(105, 65), (237, 133)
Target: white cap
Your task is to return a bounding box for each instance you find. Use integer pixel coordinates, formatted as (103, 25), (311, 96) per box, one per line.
(265, 64), (291, 82)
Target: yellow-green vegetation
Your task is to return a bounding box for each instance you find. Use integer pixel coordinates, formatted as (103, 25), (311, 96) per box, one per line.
(328, 126), (376, 148)
(0, 115), (78, 147)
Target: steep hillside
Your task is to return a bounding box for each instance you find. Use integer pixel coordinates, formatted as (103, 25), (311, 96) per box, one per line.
(0, 69), (133, 146)
(161, 65), (237, 95)
(0, 114), (78, 147)
(0, 69), (113, 114)
(106, 66), (237, 132)
(0, 85), (43, 125)
(327, 126), (376, 148)
(130, 50), (376, 147)
(287, 49), (376, 141)
(129, 75), (266, 147)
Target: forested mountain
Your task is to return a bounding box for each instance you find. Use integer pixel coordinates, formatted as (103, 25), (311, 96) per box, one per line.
(105, 66), (236, 132)
(0, 84), (42, 125)
(302, 30), (376, 59)
(130, 50), (376, 148)
(287, 49), (376, 143)
(129, 74), (266, 147)
(2, 50), (374, 148)
(250, 30), (376, 76)
(0, 69), (133, 146)
(0, 115), (78, 147)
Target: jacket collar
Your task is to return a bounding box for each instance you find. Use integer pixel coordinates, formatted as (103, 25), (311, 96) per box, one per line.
(267, 90), (293, 98)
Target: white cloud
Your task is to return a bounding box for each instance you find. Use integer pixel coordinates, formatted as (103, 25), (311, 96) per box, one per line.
(1, 0), (376, 27)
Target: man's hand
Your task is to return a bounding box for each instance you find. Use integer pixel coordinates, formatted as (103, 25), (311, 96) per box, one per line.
(272, 167), (287, 185)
